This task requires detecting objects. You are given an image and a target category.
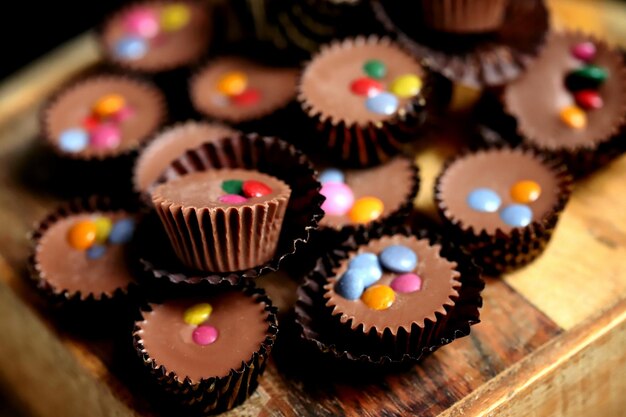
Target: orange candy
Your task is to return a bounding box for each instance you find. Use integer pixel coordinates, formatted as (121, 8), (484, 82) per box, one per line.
(67, 220), (98, 250)
(93, 94), (126, 118)
(348, 196), (384, 224)
(560, 105), (587, 129)
(361, 285), (396, 310)
(217, 72), (248, 96)
(510, 180), (542, 204)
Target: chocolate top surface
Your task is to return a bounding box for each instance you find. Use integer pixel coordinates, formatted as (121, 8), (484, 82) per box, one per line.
(505, 31), (626, 150)
(137, 291), (269, 382)
(101, 1), (211, 72)
(134, 122), (238, 192)
(324, 235), (460, 334)
(299, 37), (425, 126)
(35, 212), (136, 299)
(319, 157), (416, 228)
(45, 76), (165, 158)
(190, 57), (299, 123)
(437, 148), (560, 234)
(151, 168), (291, 209)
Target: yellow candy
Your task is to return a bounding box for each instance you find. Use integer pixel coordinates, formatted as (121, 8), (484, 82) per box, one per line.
(93, 94), (126, 118)
(161, 4), (191, 32)
(94, 217), (113, 244)
(183, 303), (213, 326)
(510, 180), (542, 204)
(67, 220), (98, 250)
(348, 197), (384, 224)
(217, 72), (248, 96)
(560, 105), (587, 129)
(390, 74), (423, 98)
(361, 285), (395, 310)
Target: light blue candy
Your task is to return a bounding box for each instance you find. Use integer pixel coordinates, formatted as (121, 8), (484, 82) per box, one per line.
(108, 219), (135, 244)
(115, 36), (148, 60)
(467, 188), (501, 213)
(335, 270), (365, 300)
(319, 168), (345, 185)
(499, 204), (533, 227)
(86, 244), (107, 260)
(58, 128), (89, 153)
(379, 245), (417, 273)
(365, 92), (398, 115)
(349, 253), (382, 287)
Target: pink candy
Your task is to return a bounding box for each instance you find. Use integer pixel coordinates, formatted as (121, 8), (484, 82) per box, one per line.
(110, 106), (135, 123)
(572, 42), (596, 62)
(90, 124), (121, 149)
(192, 325), (219, 346)
(124, 8), (159, 38)
(390, 273), (422, 294)
(218, 194), (248, 204)
(320, 182), (355, 216)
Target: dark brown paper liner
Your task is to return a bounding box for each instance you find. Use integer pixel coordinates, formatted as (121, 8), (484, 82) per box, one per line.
(294, 224), (484, 366)
(297, 36), (433, 167)
(138, 133), (324, 285)
(132, 281), (278, 414)
(28, 195), (143, 307)
(434, 146), (573, 275)
(371, 0), (549, 88)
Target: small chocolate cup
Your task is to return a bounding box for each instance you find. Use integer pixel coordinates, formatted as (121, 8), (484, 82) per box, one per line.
(295, 224), (484, 367)
(371, 0), (549, 87)
(421, 0), (508, 33)
(132, 281), (278, 414)
(434, 146), (573, 275)
(138, 133), (324, 285)
(297, 36), (433, 167)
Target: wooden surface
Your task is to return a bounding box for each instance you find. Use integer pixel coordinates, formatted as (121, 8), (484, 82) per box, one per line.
(0, 1), (625, 416)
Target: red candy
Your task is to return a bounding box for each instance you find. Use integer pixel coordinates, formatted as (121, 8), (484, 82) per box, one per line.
(574, 90), (603, 110)
(350, 77), (383, 97)
(232, 88), (261, 107)
(242, 180), (272, 198)
(82, 115), (100, 131)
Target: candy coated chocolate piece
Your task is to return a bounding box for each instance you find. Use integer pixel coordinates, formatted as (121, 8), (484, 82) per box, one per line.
(390, 273), (422, 293)
(499, 204), (533, 227)
(321, 182), (354, 216)
(221, 179), (243, 195)
(319, 168), (344, 184)
(59, 128), (89, 153)
(565, 66), (608, 91)
(160, 3), (191, 31)
(350, 77), (383, 97)
(571, 41), (596, 62)
(218, 194), (248, 204)
(379, 245), (417, 273)
(348, 196), (384, 223)
(183, 303), (213, 326)
(115, 37), (148, 60)
(67, 220), (97, 250)
(108, 218), (135, 244)
(94, 217), (113, 243)
(110, 105), (135, 123)
(82, 115), (100, 131)
(192, 324), (219, 345)
(574, 90), (603, 110)
(124, 8), (159, 38)
(365, 92), (398, 115)
(510, 180), (542, 204)
(93, 94), (126, 118)
(467, 188), (501, 212)
(86, 244), (107, 260)
(335, 270), (365, 300)
(389, 74), (423, 98)
(242, 180), (272, 198)
(90, 124), (122, 149)
(217, 72), (247, 96)
(361, 285), (395, 310)
(231, 88), (261, 106)
(349, 253), (382, 287)
(560, 105), (587, 129)
(363, 59), (386, 79)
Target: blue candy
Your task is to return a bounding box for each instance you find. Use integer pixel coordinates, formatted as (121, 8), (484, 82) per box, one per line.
(335, 269), (365, 300)
(319, 168), (345, 185)
(108, 219), (135, 244)
(115, 36), (148, 60)
(500, 204), (533, 227)
(349, 253), (382, 287)
(365, 92), (399, 115)
(86, 244), (107, 260)
(58, 128), (89, 153)
(379, 245), (417, 273)
(467, 188), (501, 213)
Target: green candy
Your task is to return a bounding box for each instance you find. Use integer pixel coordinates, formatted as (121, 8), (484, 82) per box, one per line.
(222, 179), (243, 195)
(363, 59), (386, 79)
(573, 65), (608, 83)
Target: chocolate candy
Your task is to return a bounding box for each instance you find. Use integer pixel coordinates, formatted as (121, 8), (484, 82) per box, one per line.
(90, 124), (122, 149)
(361, 285), (395, 310)
(184, 303), (213, 326)
(571, 41), (596, 62)
(565, 66), (608, 91)
(363, 59), (386, 79)
(560, 105), (587, 129)
(242, 180), (272, 198)
(348, 196), (384, 224)
(222, 179), (243, 195)
(574, 90), (603, 110)
(500, 204), (533, 227)
(59, 128), (89, 153)
(67, 220), (98, 250)
(349, 253), (383, 287)
(365, 92), (398, 115)
(335, 270), (366, 300)
(94, 217), (113, 243)
(110, 105), (135, 123)
(115, 36), (148, 60)
(350, 78), (383, 97)
(510, 180), (541, 204)
(379, 245), (417, 273)
(321, 182), (355, 216)
(217, 72), (247, 96)
(467, 188), (501, 212)
(232, 89), (261, 107)
(192, 324), (219, 346)
(86, 244), (107, 260)
(318, 168), (344, 185)
(390, 273), (422, 294)
(160, 3), (191, 32)
(108, 218), (135, 244)
(124, 8), (159, 38)
(93, 94), (126, 118)
(390, 74), (422, 98)
(218, 194), (248, 204)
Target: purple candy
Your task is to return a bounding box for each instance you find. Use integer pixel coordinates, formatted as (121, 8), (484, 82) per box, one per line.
(218, 194), (248, 204)
(390, 273), (422, 293)
(572, 41), (596, 62)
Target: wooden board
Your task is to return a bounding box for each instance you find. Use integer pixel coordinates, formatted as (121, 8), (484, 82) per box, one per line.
(0, 1), (625, 416)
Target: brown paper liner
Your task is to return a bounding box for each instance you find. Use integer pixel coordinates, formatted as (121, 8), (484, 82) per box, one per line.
(421, 0), (508, 33)
(132, 281), (278, 414)
(371, 0), (549, 87)
(297, 36), (433, 167)
(294, 224), (484, 367)
(434, 146), (573, 275)
(138, 133), (324, 285)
